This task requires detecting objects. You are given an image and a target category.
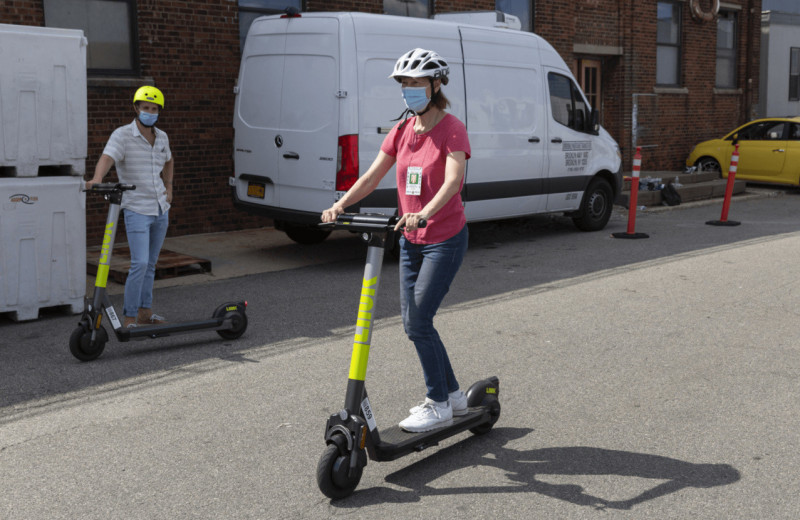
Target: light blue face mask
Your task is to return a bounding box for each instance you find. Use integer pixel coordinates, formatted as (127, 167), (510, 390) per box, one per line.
(401, 86), (430, 113)
(138, 111), (159, 127)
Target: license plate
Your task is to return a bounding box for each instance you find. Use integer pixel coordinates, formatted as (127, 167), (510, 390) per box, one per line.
(247, 182), (265, 199)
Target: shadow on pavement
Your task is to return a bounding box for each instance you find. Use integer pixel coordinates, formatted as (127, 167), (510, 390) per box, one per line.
(333, 427), (741, 509)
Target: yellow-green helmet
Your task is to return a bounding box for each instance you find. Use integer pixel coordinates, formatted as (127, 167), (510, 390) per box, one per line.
(133, 86), (164, 108)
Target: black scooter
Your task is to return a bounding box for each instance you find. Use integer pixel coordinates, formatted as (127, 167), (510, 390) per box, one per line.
(69, 183), (248, 361)
(316, 213), (500, 499)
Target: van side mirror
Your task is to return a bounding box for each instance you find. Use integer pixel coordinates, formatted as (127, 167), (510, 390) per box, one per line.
(590, 109), (599, 134)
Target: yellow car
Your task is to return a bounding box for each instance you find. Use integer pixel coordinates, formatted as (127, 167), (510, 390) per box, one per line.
(686, 116), (800, 185)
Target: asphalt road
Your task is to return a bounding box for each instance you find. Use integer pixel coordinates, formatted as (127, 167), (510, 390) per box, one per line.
(2, 189), (800, 519)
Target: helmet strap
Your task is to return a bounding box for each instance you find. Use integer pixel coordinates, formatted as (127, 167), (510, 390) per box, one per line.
(420, 77), (439, 115)
(392, 108), (414, 131)
(414, 105), (432, 116)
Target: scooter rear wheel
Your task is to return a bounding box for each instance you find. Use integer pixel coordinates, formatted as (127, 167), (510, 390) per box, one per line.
(69, 325), (108, 362)
(317, 442), (362, 500)
(470, 400), (501, 435)
(215, 310), (248, 340)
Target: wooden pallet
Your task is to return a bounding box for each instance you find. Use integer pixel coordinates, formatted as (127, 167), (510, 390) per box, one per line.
(86, 244), (211, 284)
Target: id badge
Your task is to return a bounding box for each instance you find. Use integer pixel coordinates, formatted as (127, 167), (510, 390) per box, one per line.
(406, 166), (422, 196)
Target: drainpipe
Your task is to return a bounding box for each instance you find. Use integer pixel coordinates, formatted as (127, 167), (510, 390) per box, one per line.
(744, 0), (754, 121)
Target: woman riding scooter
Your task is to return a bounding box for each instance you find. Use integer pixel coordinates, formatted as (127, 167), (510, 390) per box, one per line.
(322, 48), (471, 433)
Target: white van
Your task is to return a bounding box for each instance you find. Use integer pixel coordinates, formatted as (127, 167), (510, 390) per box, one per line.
(230, 11), (622, 244)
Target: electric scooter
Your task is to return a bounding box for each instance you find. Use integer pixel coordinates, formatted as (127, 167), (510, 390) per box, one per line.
(69, 183), (248, 362)
(316, 213), (500, 499)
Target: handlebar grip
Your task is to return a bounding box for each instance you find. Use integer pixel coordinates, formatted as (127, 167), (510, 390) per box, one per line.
(85, 182), (137, 193)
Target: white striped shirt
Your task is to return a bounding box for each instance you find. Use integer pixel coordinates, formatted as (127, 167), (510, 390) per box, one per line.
(102, 120), (172, 215)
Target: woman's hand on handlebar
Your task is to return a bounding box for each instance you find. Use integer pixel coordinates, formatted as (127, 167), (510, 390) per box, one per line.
(321, 204), (344, 223)
(84, 178), (103, 190)
(394, 212), (427, 232)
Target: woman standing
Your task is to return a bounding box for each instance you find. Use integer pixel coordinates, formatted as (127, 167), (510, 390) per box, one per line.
(321, 49), (470, 432)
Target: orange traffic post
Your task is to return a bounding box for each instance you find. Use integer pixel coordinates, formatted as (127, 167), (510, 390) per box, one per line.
(706, 143), (741, 227)
(613, 146), (649, 239)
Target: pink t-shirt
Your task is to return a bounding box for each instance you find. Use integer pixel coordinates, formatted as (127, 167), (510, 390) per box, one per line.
(380, 113), (471, 244)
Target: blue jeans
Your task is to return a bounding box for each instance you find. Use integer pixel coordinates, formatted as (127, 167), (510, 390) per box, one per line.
(123, 208), (169, 317)
(399, 225), (468, 403)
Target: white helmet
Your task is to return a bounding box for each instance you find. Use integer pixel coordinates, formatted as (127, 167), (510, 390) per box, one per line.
(389, 48), (450, 83)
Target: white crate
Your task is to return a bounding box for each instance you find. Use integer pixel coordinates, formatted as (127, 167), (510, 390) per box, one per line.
(0, 23), (87, 177)
(0, 177), (86, 321)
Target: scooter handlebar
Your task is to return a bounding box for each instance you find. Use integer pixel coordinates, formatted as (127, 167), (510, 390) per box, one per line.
(319, 213), (426, 232)
(84, 182), (137, 193)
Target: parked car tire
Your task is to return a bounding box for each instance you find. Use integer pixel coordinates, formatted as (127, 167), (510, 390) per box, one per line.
(696, 157), (722, 177)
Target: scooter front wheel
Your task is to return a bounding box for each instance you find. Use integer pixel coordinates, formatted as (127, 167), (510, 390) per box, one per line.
(69, 325), (108, 362)
(316, 442), (362, 500)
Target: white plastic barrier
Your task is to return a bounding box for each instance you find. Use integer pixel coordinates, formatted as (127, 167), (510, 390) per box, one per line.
(0, 177), (86, 321)
(0, 23), (87, 177)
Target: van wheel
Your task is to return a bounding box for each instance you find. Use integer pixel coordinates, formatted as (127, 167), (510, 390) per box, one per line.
(572, 177), (613, 232)
(284, 224), (332, 245)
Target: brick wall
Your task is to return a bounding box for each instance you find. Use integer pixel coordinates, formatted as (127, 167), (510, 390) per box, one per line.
(0, 1), (42, 23)
(554, 0), (761, 172)
(621, 0), (759, 171)
(304, 1), (494, 14)
(306, 1), (381, 13)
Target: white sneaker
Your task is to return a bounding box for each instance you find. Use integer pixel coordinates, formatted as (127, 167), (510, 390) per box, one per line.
(449, 390), (468, 416)
(410, 390), (468, 417)
(400, 398), (453, 432)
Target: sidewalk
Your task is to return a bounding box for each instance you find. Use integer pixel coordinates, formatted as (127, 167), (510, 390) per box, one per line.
(87, 227), (365, 296)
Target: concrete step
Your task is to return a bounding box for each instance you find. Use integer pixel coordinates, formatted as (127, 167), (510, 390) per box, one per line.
(623, 170), (719, 191)
(620, 178), (746, 208)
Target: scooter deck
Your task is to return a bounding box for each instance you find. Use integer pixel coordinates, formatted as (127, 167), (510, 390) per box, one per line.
(119, 317), (230, 340)
(373, 407), (490, 461)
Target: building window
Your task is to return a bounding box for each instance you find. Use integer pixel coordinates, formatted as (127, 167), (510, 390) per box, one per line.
(239, 0), (303, 52)
(656, 1), (681, 86)
(384, 0), (431, 18)
(791, 47), (800, 101)
(496, 0), (534, 32)
(43, 0), (138, 76)
(716, 11), (737, 88)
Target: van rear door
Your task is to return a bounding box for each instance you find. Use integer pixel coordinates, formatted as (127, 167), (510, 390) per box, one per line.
(234, 16), (340, 216)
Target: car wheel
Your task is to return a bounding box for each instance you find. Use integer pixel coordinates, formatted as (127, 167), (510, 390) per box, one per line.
(696, 157), (722, 177)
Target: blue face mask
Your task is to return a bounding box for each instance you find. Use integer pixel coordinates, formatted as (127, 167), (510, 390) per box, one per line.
(401, 86), (430, 113)
(138, 111), (159, 127)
